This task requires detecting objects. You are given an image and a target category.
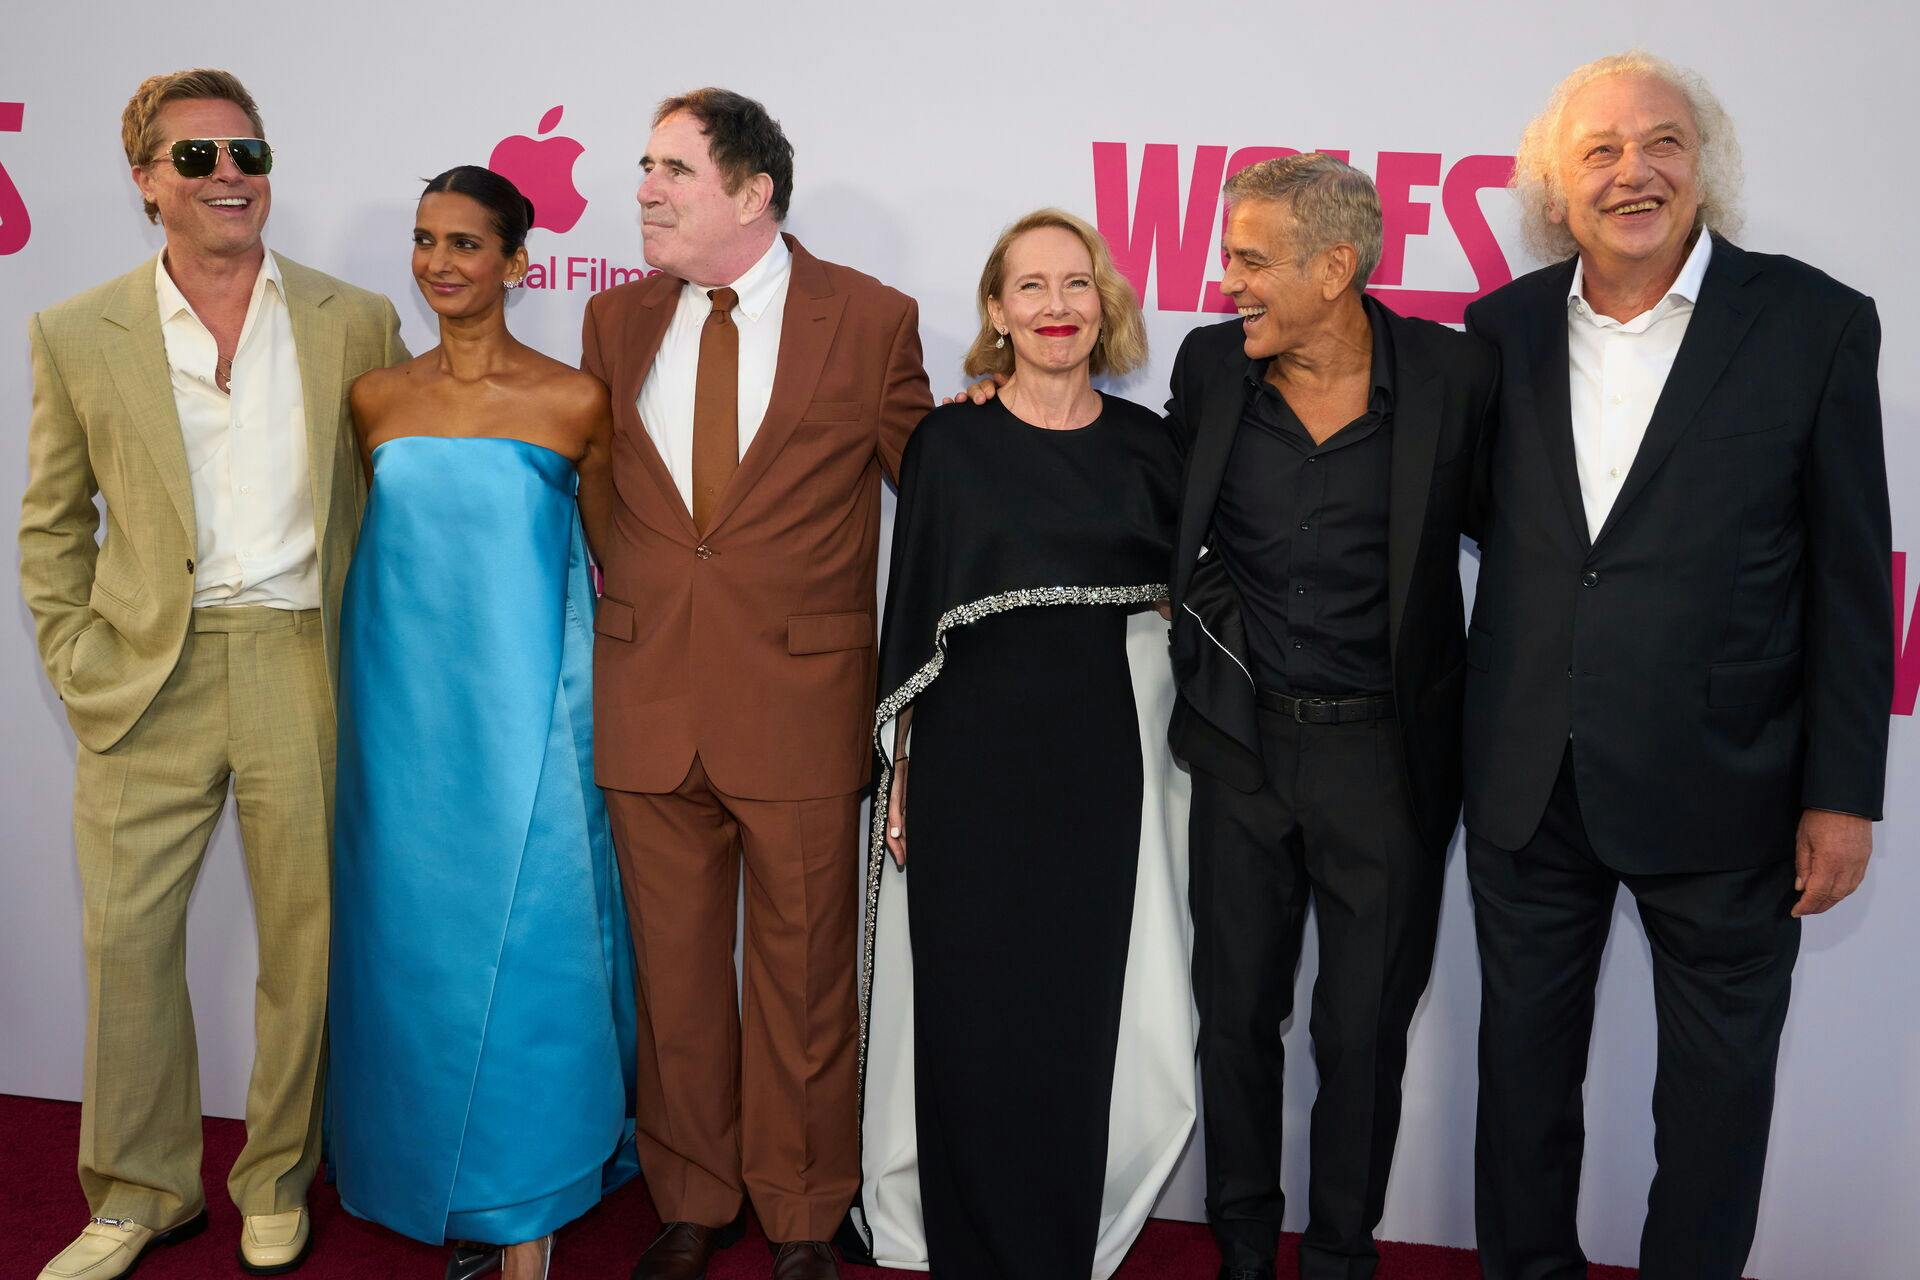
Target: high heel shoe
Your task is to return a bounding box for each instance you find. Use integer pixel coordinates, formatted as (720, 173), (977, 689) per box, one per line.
(445, 1239), (502, 1280)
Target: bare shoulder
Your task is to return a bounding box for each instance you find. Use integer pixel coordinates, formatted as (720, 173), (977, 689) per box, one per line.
(351, 352), (433, 405)
(523, 350), (610, 418)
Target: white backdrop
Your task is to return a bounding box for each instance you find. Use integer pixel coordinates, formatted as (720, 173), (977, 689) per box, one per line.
(2, 4), (1915, 1276)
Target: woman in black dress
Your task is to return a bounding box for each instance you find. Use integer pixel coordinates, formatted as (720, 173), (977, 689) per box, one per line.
(864, 209), (1180, 1278)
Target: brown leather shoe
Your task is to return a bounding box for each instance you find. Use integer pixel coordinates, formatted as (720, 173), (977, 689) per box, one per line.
(770, 1240), (840, 1280)
(630, 1219), (742, 1280)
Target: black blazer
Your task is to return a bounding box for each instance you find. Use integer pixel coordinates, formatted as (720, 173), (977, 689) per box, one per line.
(1462, 234), (1892, 872)
(1166, 305), (1499, 856)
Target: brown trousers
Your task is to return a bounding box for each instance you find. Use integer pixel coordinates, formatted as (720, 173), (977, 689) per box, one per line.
(604, 757), (862, 1243)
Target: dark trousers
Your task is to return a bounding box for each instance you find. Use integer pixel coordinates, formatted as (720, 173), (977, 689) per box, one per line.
(1190, 707), (1443, 1280)
(1468, 748), (1801, 1280)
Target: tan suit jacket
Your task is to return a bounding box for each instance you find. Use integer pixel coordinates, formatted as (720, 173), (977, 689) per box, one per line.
(18, 252), (407, 753)
(582, 234), (933, 801)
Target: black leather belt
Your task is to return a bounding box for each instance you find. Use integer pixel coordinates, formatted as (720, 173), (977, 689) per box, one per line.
(1255, 689), (1397, 724)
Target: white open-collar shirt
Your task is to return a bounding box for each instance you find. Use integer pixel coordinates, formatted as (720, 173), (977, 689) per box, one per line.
(1566, 229), (1714, 542)
(636, 233), (793, 513)
(155, 249), (317, 609)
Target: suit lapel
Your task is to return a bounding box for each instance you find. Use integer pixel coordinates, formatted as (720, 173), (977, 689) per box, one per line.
(1590, 236), (1759, 548)
(1386, 348), (1440, 667)
(101, 257), (195, 542)
(703, 235), (842, 534)
(619, 273), (698, 539)
(279, 255), (347, 554)
(1177, 342), (1249, 571)
(1525, 261), (1591, 551)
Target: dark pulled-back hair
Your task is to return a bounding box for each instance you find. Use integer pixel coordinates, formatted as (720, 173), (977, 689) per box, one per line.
(653, 87), (794, 221)
(422, 165), (536, 254)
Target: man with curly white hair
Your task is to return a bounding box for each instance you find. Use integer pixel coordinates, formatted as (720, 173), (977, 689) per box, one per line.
(1461, 51), (1891, 1280)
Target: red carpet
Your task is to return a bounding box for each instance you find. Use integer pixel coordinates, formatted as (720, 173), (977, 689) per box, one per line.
(0, 1094), (1651, 1279)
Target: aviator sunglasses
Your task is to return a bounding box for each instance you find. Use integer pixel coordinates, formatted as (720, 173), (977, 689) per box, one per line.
(151, 137), (274, 179)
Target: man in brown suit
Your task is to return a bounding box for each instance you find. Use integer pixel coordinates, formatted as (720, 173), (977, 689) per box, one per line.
(580, 88), (932, 1280)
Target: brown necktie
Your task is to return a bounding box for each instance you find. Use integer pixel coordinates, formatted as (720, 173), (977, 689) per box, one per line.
(691, 286), (740, 531)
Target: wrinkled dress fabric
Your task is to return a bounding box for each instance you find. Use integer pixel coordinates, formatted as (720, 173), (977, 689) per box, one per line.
(329, 436), (639, 1246)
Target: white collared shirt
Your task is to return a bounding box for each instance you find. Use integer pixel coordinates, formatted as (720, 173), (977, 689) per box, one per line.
(1566, 229), (1714, 541)
(637, 234), (792, 513)
(155, 250), (317, 609)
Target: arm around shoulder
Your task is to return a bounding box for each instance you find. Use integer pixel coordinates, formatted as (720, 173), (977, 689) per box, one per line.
(878, 295), (934, 485)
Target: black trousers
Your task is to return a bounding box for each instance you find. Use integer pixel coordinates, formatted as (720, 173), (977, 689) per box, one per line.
(1190, 707), (1443, 1280)
(1468, 748), (1801, 1280)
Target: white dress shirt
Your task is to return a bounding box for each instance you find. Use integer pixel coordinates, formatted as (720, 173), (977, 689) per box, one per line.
(156, 250), (317, 609)
(1566, 230), (1714, 542)
(637, 234), (792, 513)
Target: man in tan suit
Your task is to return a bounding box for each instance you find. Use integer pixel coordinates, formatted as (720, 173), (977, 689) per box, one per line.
(581, 88), (931, 1280)
(18, 70), (405, 1280)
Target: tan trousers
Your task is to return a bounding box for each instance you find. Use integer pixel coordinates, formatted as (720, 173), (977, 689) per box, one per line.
(73, 606), (333, 1226)
(604, 758), (862, 1244)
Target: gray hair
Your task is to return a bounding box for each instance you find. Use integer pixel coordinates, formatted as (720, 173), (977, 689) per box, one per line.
(1222, 152), (1383, 294)
(1510, 50), (1744, 263)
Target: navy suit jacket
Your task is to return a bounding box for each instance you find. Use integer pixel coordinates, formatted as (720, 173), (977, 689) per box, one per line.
(1463, 234), (1892, 871)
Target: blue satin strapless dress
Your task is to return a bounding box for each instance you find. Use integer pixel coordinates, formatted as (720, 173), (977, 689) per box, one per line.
(329, 436), (639, 1245)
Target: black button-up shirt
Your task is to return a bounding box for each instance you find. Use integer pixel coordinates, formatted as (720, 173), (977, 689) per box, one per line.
(1212, 297), (1396, 695)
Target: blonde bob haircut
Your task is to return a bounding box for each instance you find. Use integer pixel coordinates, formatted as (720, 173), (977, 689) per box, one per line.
(963, 208), (1148, 380)
(1510, 50), (1744, 263)
(122, 68), (268, 225)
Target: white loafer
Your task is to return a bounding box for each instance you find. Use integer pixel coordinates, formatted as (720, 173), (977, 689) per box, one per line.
(238, 1206), (312, 1275)
(38, 1209), (207, 1280)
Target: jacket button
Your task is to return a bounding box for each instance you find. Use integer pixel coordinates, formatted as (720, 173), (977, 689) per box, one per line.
(694, 544), (714, 560)
(1581, 570), (1599, 587)
(186, 558), (195, 573)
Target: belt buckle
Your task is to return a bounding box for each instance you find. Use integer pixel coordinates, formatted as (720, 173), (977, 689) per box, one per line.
(1294, 696), (1332, 725)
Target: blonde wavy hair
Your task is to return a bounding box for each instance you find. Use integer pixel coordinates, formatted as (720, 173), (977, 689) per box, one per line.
(962, 208), (1148, 380)
(1510, 50), (1743, 263)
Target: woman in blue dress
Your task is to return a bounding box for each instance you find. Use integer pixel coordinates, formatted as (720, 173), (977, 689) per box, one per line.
(328, 166), (637, 1280)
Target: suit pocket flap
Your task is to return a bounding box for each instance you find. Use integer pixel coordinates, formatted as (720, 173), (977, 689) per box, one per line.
(800, 400), (863, 423)
(788, 610), (872, 655)
(1696, 415), (1790, 441)
(595, 596), (636, 641)
(1707, 650), (1801, 707)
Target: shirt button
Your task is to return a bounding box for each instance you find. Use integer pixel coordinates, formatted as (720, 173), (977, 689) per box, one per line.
(239, 484), (251, 494)
(1292, 639), (1306, 650)
(1295, 586), (1307, 595)
(1298, 522), (1310, 532)
(1608, 466), (1621, 478)
(1305, 455), (1318, 464)
(1581, 570), (1600, 587)
(1611, 393), (1624, 406)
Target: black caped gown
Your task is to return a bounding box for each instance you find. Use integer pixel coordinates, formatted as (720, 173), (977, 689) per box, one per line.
(865, 394), (1179, 1278)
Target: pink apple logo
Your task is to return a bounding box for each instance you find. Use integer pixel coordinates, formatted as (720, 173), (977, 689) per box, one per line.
(489, 105), (587, 234)
(0, 102), (29, 256)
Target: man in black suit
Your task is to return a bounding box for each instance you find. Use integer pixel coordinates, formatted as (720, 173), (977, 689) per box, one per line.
(1166, 153), (1497, 1280)
(1463, 53), (1892, 1280)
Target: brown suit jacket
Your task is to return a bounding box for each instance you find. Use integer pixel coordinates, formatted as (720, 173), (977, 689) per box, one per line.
(581, 234), (933, 801)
